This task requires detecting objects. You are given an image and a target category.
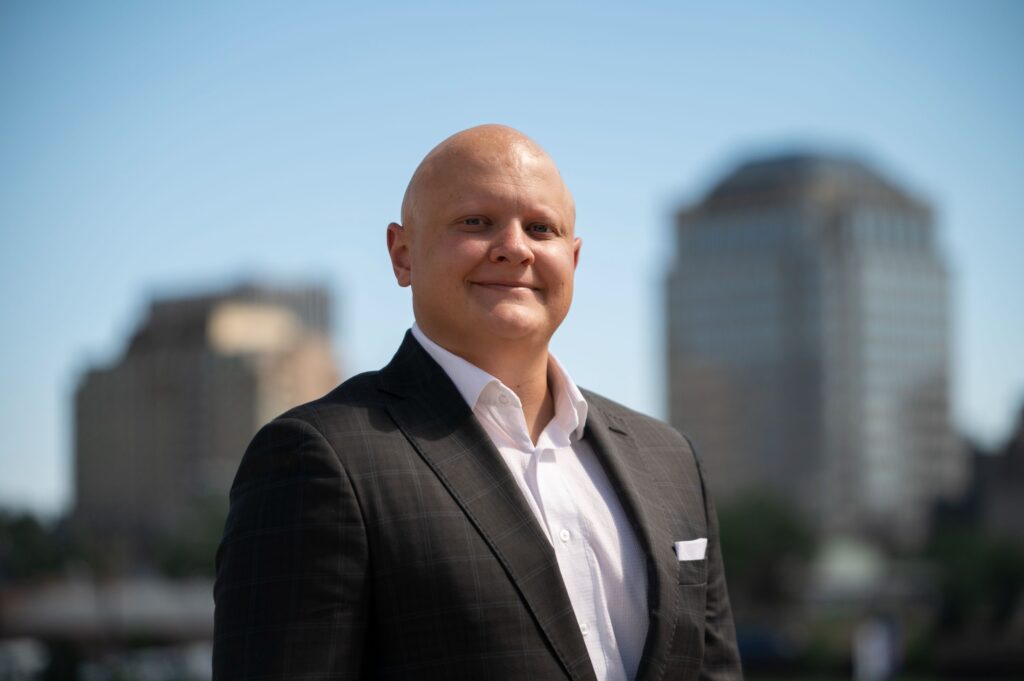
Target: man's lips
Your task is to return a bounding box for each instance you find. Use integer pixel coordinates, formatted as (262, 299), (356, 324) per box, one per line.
(470, 280), (539, 290)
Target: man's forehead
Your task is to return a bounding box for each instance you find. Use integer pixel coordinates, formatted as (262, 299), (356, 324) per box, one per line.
(444, 176), (570, 217)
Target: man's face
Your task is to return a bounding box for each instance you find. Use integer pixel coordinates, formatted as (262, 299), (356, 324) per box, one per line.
(388, 141), (580, 359)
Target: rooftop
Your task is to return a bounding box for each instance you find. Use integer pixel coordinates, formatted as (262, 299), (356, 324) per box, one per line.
(690, 152), (929, 215)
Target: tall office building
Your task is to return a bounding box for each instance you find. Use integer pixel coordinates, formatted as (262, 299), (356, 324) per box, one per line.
(73, 283), (340, 557)
(666, 154), (965, 547)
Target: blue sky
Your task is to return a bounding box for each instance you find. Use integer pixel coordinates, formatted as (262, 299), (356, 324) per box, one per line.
(2, 1), (1022, 515)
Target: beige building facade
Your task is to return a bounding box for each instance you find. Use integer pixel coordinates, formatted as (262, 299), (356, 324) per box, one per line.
(73, 284), (340, 557)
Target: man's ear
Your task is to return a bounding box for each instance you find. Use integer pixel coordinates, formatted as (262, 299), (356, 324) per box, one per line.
(387, 222), (412, 287)
(572, 236), (582, 269)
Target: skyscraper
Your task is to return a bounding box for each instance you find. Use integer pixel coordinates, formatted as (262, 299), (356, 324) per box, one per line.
(666, 154), (965, 547)
(73, 283), (340, 559)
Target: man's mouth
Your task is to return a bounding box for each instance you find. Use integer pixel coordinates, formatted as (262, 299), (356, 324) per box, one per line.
(471, 281), (538, 291)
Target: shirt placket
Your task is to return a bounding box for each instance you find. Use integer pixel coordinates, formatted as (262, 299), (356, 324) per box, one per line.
(535, 445), (610, 680)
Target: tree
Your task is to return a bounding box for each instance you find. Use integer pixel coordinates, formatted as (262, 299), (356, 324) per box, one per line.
(717, 491), (817, 606)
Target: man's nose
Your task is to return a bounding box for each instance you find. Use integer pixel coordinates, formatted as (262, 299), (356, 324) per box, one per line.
(489, 223), (534, 265)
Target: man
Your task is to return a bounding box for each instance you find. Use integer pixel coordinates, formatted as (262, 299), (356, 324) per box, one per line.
(214, 125), (742, 680)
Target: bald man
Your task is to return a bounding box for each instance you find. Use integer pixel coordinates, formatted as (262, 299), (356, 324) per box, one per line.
(214, 126), (742, 681)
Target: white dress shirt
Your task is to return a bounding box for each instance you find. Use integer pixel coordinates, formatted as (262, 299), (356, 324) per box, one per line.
(411, 325), (649, 681)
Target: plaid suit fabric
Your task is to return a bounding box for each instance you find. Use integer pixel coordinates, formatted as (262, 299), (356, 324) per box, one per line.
(213, 333), (742, 681)
(579, 393), (742, 680)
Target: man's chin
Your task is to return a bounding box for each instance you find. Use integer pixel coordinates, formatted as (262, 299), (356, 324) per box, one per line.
(472, 312), (558, 345)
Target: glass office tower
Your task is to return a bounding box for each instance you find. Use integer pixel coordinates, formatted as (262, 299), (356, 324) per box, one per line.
(666, 154), (965, 547)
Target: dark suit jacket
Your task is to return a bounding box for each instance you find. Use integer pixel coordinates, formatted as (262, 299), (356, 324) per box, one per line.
(214, 332), (742, 680)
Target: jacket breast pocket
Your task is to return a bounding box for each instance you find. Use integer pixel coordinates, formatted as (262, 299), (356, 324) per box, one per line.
(667, 570), (708, 679)
(676, 557), (707, 585)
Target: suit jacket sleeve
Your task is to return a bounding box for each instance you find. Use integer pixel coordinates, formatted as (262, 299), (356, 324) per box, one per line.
(213, 416), (370, 680)
(690, 435), (744, 680)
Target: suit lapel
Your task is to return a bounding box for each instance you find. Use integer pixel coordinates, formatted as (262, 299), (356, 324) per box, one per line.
(582, 400), (680, 681)
(378, 333), (597, 681)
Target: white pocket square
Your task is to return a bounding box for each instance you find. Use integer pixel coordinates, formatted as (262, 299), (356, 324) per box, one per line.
(673, 538), (708, 561)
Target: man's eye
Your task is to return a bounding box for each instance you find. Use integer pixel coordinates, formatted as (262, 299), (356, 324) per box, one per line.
(529, 224), (552, 234)
(463, 217), (484, 226)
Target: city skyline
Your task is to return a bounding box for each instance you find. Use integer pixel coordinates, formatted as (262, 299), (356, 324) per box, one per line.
(2, 2), (1022, 514)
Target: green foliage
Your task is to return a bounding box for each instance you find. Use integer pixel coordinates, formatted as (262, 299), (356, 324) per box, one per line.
(717, 491), (817, 605)
(0, 508), (71, 581)
(925, 526), (1024, 633)
(156, 494), (228, 578)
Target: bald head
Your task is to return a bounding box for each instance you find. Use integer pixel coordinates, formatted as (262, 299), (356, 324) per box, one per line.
(400, 124), (575, 229)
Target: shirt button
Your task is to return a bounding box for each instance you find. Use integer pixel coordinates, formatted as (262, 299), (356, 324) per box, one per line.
(498, 393), (509, 405)
(559, 529), (571, 543)
(580, 622), (589, 636)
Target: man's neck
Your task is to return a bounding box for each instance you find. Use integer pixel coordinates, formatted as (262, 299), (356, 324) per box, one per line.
(419, 325), (555, 444)
(462, 343), (555, 445)
(489, 355), (554, 445)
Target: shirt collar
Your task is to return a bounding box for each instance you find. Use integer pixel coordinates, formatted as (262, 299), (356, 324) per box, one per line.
(411, 324), (588, 441)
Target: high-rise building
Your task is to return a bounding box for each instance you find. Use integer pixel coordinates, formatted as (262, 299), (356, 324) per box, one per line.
(666, 153), (965, 547)
(73, 283), (340, 558)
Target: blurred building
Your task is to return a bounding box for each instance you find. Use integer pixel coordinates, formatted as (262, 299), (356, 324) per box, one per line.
(666, 153), (966, 548)
(934, 404), (1024, 544)
(73, 283), (340, 559)
(978, 405), (1024, 543)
